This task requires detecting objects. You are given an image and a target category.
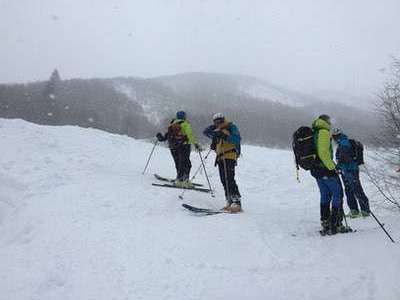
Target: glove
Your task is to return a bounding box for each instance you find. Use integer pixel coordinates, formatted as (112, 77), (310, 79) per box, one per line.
(214, 130), (227, 139)
(210, 141), (216, 151)
(156, 132), (164, 142)
(335, 166), (342, 175)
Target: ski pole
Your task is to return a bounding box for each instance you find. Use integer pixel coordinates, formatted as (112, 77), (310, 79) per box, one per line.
(345, 168), (396, 243)
(221, 140), (231, 204)
(357, 170), (395, 242)
(142, 140), (158, 175)
(198, 149), (215, 198)
(179, 149), (212, 200)
(336, 175), (351, 230)
(369, 209), (395, 243)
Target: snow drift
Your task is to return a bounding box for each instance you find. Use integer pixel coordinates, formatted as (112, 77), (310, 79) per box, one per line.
(0, 119), (399, 300)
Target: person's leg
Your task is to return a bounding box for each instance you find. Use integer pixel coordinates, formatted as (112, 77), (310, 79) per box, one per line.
(353, 170), (370, 215)
(226, 160), (240, 199)
(337, 176), (345, 226)
(342, 173), (359, 214)
(218, 160), (229, 202)
(326, 176), (344, 234)
(176, 147), (184, 181)
(181, 144), (192, 181)
(317, 178), (331, 230)
(225, 160), (241, 212)
(170, 149), (180, 180)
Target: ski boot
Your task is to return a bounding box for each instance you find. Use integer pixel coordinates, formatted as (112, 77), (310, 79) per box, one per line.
(226, 202), (242, 213)
(222, 201), (232, 211)
(320, 220), (330, 236)
(181, 180), (194, 188)
(224, 196), (242, 213)
(347, 209), (361, 218)
(337, 223), (353, 233)
(361, 210), (370, 217)
(327, 208), (339, 235)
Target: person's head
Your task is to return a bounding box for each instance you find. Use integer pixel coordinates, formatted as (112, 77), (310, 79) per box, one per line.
(331, 127), (343, 141)
(319, 114), (331, 125)
(212, 112), (225, 127)
(176, 110), (186, 120)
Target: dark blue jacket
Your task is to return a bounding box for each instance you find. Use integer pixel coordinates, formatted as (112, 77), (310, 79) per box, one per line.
(203, 122), (241, 156)
(335, 134), (358, 173)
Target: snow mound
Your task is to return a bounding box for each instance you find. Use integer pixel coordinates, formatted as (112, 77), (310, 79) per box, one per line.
(0, 119), (399, 300)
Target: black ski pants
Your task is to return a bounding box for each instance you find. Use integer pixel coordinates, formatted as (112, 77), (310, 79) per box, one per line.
(170, 144), (192, 181)
(217, 159), (241, 202)
(342, 170), (370, 213)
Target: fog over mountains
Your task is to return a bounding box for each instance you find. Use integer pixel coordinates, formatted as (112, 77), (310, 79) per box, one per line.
(0, 71), (379, 148)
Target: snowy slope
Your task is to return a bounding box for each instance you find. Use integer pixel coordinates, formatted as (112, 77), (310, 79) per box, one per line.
(0, 119), (399, 300)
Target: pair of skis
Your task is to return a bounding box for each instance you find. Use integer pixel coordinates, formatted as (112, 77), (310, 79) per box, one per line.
(152, 174), (224, 215)
(152, 174), (211, 193)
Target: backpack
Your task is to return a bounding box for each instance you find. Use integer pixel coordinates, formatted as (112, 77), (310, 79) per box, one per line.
(167, 120), (186, 148)
(292, 126), (319, 170)
(228, 123), (241, 157)
(349, 139), (364, 165)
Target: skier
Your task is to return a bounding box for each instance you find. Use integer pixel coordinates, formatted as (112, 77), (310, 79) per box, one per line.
(332, 128), (370, 218)
(156, 111), (200, 188)
(310, 115), (347, 235)
(203, 113), (242, 213)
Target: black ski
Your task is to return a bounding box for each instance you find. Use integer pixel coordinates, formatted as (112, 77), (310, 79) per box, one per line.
(182, 204), (226, 215)
(152, 183), (212, 193)
(154, 174), (203, 187)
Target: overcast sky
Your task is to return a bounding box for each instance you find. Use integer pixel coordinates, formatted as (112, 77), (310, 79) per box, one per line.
(1, 0), (399, 98)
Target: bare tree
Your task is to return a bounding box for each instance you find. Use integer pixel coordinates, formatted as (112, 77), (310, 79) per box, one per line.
(367, 57), (400, 209)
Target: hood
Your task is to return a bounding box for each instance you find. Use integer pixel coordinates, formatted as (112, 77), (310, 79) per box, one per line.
(337, 133), (349, 143)
(312, 118), (331, 131)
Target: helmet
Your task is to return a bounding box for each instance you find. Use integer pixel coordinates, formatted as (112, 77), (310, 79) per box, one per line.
(319, 114), (331, 125)
(332, 128), (342, 137)
(212, 112), (225, 122)
(176, 111), (186, 120)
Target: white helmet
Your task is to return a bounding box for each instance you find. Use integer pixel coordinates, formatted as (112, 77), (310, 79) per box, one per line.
(212, 112), (225, 122)
(332, 128), (342, 136)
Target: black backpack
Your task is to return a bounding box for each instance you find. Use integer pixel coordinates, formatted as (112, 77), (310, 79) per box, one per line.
(167, 120), (186, 148)
(349, 139), (364, 165)
(292, 126), (319, 170)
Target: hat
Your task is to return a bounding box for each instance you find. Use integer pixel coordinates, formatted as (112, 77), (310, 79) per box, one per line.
(319, 114), (331, 125)
(176, 111), (186, 120)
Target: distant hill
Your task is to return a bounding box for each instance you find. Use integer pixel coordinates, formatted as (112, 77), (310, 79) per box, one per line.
(0, 72), (379, 147)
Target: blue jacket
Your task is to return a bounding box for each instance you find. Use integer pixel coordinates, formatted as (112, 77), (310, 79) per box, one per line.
(335, 134), (358, 173)
(203, 122), (241, 156)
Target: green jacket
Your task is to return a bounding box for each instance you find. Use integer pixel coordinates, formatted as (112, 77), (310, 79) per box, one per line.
(312, 118), (336, 171)
(174, 119), (197, 145)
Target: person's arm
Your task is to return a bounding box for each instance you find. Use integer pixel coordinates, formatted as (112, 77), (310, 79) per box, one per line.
(181, 121), (197, 144)
(317, 129), (336, 170)
(203, 125), (216, 139)
(156, 132), (168, 142)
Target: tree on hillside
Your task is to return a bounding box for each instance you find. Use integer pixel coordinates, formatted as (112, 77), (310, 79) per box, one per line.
(367, 57), (400, 209)
(41, 69), (62, 123)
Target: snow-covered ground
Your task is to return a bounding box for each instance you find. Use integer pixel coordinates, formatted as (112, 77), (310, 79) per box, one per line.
(0, 119), (399, 300)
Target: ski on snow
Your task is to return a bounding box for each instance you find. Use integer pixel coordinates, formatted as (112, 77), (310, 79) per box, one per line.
(181, 204), (227, 215)
(154, 174), (203, 187)
(151, 183), (212, 193)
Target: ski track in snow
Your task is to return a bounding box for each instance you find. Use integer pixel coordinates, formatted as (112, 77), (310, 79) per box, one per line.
(0, 119), (400, 300)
